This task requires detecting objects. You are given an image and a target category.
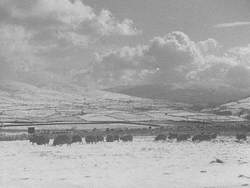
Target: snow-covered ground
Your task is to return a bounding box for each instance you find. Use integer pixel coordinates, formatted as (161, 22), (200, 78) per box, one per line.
(1, 137), (250, 188)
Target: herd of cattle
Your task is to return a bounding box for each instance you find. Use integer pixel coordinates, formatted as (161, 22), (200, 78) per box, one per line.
(155, 133), (218, 142)
(29, 134), (133, 146)
(28, 132), (248, 146)
(155, 133), (248, 142)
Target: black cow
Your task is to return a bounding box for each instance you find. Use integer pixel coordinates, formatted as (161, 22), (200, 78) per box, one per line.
(236, 134), (247, 141)
(168, 133), (178, 140)
(29, 135), (50, 145)
(210, 133), (217, 139)
(71, 135), (82, 144)
(113, 135), (120, 141)
(155, 134), (167, 141)
(53, 135), (71, 146)
(192, 133), (215, 142)
(120, 135), (133, 142)
(106, 135), (114, 142)
(96, 135), (104, 142)
(85, 135), (97, 144)
(177, 134), (191, 142)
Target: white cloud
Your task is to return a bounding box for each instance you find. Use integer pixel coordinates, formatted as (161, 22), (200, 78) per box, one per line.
(0, 0), (141, 84)
(91, 31), (204, 87)
(197, 38), (221, 55)
(0, 24), (41, 76)
(5, 0), (140, 38)
(91, 31), (250, 90)
(226, 65), (250, 88)
(95, 10), (141, 36)
(33, 0), (95, 28)
(214, 21), (250, 28)
(57, 31), (90, 47)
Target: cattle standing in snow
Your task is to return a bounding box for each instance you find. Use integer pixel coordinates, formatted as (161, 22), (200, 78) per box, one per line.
(168, 133), (178, 140)
(210, 133), (217, 139)
(192, 133), (217, 142)
(120, 135), (133, 142)
(53, 135), (71, 146)
(192, 134), (209, 142)
(106, 135), (114, 142)
(155, 134), (167, 141)
(236, 134), (247, 141)
(96, 135), (104, 142)
(71, 135), (82, 144)
(85, 135), (97, 144)
(29, 134), (50, 145)
(177, 134), (191, 142)
(113, 135), (120, 141)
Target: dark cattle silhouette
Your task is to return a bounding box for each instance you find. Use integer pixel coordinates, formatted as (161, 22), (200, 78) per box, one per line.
(177, 134), (191, 141)
(192, 133), (217, 142)
(29, 135), (49, 145)
(192, 134), (209, 142)
(168, 133), (178, 140)
(210, 133), (217, 139)
(29, 135), (36, 144)
(28, 127), (35, 134)
(85, 135), (97, 144)
(106, 135), (114, 142)
(96, 135), (104, 142)
(53, 135), (71, 146)
(236, 134), (247, 141)
(113, 135), (120, 141)
(71, 135), (82, 144)
(120, 135), (133, 142)
(155, 134), (167, 141)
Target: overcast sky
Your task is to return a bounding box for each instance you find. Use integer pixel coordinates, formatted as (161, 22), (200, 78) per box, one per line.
(0, 0), (250, 90)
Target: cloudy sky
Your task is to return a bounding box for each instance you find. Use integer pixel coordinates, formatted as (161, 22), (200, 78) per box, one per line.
(0, 0), (250, 90)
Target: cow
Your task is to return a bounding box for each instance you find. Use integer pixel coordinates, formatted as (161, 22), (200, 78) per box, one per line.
(113, 135), (120, 141)
(236, 134), (247, 141)
(53, 135), (71, 146)
(210, 133), (217, 139)
(155, 134), (167, 141)
(29, 134), (50, 145)
(177, 134), (191, 142)
(71, 135), (82, 144)
(120, 135), (133, 142)
(96, 135), (104, 142)
(85, 135), (97, 144)
(192, 133), (216, 142)
(168, 133), (178, 140)
(106, 135), (114, 142)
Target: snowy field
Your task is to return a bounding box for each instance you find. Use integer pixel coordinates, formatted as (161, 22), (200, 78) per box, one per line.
(1, 137), (250, 188)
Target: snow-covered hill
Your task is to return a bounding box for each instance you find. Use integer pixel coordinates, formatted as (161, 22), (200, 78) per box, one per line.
(203, 97), (250, 120)
(0, 80), (245, 128)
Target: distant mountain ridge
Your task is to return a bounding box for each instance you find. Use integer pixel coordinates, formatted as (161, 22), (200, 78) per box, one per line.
(108, 84), (250, 108)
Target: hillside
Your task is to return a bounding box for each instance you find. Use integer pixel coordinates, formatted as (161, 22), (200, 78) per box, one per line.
(0, 80), (245, 130)
(203, 97), (250, 120)
(108, 84), (250, 109)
